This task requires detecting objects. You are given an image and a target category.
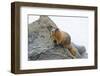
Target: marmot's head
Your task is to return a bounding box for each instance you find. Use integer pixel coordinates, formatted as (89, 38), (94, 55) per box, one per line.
(51, 28), (60, 37)
(51, 28), (59, 33)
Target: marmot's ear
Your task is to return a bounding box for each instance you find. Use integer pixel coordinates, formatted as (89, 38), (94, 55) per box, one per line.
(55, 28), (59, 32)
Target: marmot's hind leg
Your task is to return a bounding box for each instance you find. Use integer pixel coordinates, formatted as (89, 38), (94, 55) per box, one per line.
(69, 49), (76, 59)
(63, 47), (76, 59)
(64, 44), (77, 59)
(69, 47), (77, 56)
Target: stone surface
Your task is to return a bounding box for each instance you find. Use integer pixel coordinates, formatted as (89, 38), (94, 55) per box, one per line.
(28, 15), (88, 60)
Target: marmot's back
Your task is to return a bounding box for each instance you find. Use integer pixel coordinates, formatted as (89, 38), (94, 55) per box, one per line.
(63, 31), (71, 45)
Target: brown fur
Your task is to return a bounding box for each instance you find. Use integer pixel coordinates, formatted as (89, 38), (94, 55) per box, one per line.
(51, 28), (77, 58)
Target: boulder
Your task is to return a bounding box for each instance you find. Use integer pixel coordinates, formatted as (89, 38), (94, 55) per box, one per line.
(28, 15), (88, 60)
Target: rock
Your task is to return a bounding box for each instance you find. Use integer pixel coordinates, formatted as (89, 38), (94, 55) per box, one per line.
(28, 15), (88, 60)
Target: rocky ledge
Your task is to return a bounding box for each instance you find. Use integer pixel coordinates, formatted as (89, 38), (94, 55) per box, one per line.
(28, 15), (88, 60)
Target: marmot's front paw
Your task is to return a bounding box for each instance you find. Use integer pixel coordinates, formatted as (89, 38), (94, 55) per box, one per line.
(53, 40), (57, 44)
(53, 40), (58, 46)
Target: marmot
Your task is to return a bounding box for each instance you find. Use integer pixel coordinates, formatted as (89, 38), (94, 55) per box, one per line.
(51, 28), (77, 58)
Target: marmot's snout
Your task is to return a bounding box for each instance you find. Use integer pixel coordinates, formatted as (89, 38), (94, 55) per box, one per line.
(51, 28), (59, 33)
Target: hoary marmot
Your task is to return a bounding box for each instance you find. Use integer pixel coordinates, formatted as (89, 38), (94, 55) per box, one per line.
(51, 28), (77, 58)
